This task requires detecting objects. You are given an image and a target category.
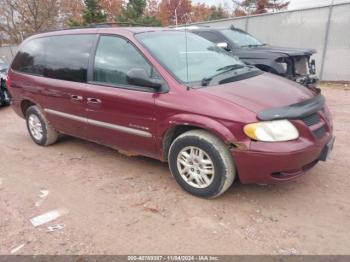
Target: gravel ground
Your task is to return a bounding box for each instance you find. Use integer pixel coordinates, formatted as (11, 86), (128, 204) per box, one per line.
(0, 85), (349, 255)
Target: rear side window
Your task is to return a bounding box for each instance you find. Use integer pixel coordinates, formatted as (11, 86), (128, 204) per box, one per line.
(93, 36), (152, 87)
(12, 35), (95, 83)
(12, 38), (47, 76)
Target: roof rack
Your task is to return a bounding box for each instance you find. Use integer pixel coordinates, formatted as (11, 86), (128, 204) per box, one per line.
(170, 24), (210, 29)
(230, 24), (246, 32)
(89, 22), (155, 27)
(37, 22), (156, 35)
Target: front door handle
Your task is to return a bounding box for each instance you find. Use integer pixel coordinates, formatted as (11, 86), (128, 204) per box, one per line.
(87, 97), (102, 105)
(71, 95), (83, 102)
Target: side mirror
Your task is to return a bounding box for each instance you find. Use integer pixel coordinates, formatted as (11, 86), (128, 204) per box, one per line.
(127, 68), (162, 89)
(216, 42), (231, 51)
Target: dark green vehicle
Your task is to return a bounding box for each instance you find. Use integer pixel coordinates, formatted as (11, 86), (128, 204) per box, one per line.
(0, 61), (10, 107)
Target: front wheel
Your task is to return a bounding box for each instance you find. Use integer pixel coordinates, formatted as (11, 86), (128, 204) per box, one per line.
(168, 130), (236, 198)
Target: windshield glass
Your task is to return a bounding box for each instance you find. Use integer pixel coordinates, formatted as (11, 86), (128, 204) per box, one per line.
(221, 29), (263, 47)
(136, 31), (246, 85)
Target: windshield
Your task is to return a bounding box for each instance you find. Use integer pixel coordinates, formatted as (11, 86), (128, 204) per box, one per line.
(221, 29), (263, 47)
(136, 31), (247, 85)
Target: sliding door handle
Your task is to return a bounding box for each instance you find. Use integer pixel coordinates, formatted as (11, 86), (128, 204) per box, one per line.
(71, 95), (83, 102)
(87, 97), (102, 105)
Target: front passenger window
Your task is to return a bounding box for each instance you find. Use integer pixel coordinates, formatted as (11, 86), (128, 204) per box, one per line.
(93, 36), (152, 87)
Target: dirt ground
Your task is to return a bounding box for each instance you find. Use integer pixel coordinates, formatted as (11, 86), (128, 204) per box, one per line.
(0, 84), (350, 255)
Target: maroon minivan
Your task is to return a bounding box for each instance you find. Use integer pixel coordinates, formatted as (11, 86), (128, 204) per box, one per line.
(7, 27), (334, 198)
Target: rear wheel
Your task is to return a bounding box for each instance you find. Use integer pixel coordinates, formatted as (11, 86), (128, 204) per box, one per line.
(26, 105), (59, 146)
(168, 130), (235, 198)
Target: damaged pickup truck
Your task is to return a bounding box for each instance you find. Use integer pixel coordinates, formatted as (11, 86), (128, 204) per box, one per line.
(191, 26), (318, 88)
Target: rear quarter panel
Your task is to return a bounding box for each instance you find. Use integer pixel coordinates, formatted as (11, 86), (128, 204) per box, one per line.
(7, 71), (45, 118)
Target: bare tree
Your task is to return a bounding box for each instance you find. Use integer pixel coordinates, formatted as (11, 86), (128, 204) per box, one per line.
(0, 0), (83, 44)
(0, 0), (24, 44)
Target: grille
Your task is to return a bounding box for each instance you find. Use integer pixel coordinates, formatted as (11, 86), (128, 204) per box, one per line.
(313, 126), (326, 139)
(294, 56), (308, 76)
(301, 113), (321, 126)
(301, 112), (327, 139)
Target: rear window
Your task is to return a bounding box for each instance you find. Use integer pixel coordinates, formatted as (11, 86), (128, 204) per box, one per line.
(12, 35), (95, 83)
(194, 31), (223, 44)
(220, 29), (263, 47)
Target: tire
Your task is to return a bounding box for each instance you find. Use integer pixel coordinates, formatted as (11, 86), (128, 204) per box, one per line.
(26, 105), (59, 146)
(168, 130), (235, 198)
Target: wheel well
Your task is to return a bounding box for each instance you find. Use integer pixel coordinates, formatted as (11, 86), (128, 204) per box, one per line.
(161, 125), (241, 183)
(162, 125), (201, 161)
(255, 64), (278, 74)
(21, 100), (35, 117)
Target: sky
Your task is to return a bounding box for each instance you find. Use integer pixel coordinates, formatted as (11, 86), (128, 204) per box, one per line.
(191, 0), (346, 10)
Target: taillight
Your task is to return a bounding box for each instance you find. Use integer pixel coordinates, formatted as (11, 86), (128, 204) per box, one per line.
(5, 75), (10, 88)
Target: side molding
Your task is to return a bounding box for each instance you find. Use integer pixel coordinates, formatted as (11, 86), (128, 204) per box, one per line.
(44, 108), (152, 138)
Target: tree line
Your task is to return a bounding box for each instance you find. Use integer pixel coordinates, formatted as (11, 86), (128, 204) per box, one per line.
(0, 0), (289, 45)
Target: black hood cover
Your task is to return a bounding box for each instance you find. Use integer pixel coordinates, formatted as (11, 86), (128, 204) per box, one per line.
(258, 94), (325, 121)
(245, 45), (317, 57)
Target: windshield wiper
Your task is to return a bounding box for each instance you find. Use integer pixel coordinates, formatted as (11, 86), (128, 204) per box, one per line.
(201, 64), (245, 86)
(216, 64), (245, 72)
(241, 44), (265, 48)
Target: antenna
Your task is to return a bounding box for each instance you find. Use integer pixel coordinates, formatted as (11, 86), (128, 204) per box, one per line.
(185, 24), (189, 86)
(184, 14), (190, 90)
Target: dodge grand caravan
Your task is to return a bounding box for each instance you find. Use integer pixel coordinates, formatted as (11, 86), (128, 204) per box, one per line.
(7, 27), (334, 198)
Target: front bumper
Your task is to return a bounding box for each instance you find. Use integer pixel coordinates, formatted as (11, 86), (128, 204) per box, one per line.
(295, 76), (319, 89)
(286, 56), (319, 88)
(232, 129), (334, 184)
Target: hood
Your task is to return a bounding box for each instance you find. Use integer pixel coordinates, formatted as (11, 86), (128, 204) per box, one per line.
(243, 45), (316, 57)
(199, 72), (315, 114)
(0, 64), (9, 70)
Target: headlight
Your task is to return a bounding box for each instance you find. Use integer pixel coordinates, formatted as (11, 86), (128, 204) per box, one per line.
(277, 62), (288, 73)
(244, 120), (299, 142)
